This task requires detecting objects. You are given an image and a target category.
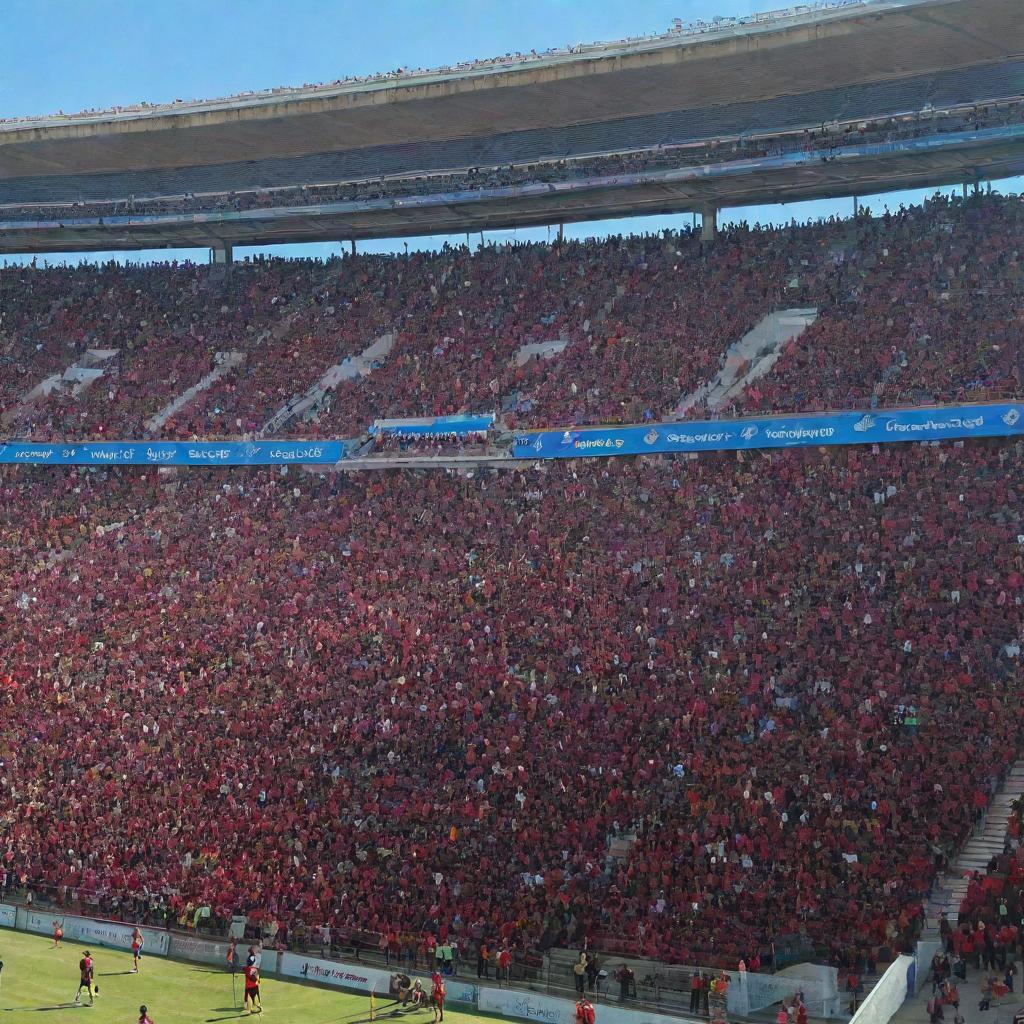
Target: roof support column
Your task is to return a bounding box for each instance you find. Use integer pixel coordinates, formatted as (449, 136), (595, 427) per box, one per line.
(212, 243), (233, 266)
(700, 206), (718, 242)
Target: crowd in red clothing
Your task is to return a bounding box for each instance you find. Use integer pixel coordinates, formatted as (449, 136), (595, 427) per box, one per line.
(1, 194), (1021, 449)
(0, 190), (1021, 975)
(0, 436), (1020, 971)
(735, 197), (1024, 417)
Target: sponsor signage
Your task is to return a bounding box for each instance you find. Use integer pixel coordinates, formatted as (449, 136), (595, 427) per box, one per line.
(24, 910), (169, 956)
(0, 440), (353, 467)
(513, 404), (1024, 460)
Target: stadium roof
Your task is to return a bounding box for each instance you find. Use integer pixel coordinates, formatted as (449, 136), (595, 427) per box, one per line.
(0, 0), (1022, 253)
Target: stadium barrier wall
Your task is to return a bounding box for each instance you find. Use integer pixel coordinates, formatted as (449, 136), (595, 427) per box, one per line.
(277, 951), (478, 1005)
(167, 933), (236, 968)
(512, 403), (1024, 460)
(478, 986), (710, 1024)
(848, 955), (915, 1024)
(0, 905), (249, 971)
(478, 987), (580, 1024)
(15, 907), (170, 956)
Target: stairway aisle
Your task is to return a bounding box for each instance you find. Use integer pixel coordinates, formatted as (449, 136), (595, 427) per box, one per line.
(921, 760), (1024, 936)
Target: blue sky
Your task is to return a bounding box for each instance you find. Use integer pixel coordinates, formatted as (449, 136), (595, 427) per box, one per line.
(1, 0), (1020, 264)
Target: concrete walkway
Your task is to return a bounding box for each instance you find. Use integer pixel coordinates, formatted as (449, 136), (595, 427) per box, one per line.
(891, 761), (1024, 1024)
(891, 959), (1022, 1024)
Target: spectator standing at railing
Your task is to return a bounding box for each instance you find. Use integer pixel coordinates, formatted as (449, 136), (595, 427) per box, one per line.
(573, 952), (588, 994)
(615, 964), (635, 1001)
(689, 970), (703, 1013)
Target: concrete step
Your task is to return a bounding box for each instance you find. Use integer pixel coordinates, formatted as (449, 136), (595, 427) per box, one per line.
(145, 351), (245, 432)
(261, 331), (395, 435)
(674, 308), (817, 415)
(919, 758), (1023, 928)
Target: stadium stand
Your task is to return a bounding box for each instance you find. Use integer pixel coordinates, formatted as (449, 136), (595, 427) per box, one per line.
(1, 82), (1020, 218)
(0, 439), (1021, 974)
(0, 2), (1022, 994)
(0, 199), (1021, 979)
(3, 192), (1020, 444)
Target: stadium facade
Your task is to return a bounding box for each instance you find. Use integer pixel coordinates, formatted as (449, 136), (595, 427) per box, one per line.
(0, 0), (1022, 255)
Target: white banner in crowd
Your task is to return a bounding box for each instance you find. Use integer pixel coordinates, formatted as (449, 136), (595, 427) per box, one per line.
(22, 909), (169, 956)
(0, 903), (16, 928)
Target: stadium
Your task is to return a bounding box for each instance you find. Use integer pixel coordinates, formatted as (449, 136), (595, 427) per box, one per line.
(0, 1), (1022, 1024)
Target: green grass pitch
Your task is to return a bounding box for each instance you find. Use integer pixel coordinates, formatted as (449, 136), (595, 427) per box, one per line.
(0, 930), (491, 1024)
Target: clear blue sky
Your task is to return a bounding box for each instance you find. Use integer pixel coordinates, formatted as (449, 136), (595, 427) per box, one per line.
(1, 0), (1020, 264)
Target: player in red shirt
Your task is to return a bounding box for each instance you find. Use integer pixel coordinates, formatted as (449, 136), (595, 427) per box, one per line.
(244, 957), (262, 1015)
(131, 927), (145, 973)
(575, 997), (595, 1024)
(431, 975), (446, 1023)
(139, 1005), (154, 1024)
(51, 920), (64, 948)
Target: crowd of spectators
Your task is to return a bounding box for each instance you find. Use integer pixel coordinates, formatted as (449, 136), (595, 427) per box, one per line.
(946, 796), (1023, 967)
(3, 101), (1020, 225)
(733, 194), (1024, 418)
(3, 192), (1020, 447)
(0, 437), (1020, 971)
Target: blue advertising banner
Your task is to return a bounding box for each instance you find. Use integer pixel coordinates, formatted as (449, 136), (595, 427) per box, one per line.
(512, 403), (1024, 460)
(0, 440), (354, 467)
(370, 414), (494, 437)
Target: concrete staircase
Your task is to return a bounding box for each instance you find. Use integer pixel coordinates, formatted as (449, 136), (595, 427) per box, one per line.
(144, 351), (245, 432)
(25, 348), (120, 402)
(922, 759), (1024, 933)
(260, 331), (395, 436)
(673, 308), (817, 417)
(514, 338), (568, 367)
